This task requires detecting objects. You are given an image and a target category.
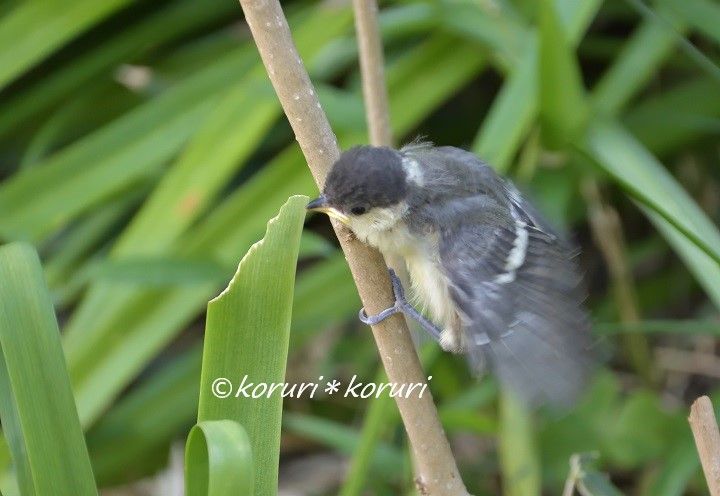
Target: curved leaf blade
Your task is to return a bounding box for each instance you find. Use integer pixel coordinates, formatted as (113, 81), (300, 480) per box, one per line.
(185, 420), (253, 496)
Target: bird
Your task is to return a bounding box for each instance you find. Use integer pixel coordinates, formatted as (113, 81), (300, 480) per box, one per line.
(307, 142), (594, 407)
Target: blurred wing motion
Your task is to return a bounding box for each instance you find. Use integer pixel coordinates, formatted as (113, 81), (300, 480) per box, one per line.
(439, 184), (594, 407)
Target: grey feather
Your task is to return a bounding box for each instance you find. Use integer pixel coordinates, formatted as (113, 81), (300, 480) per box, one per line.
(406, 146), (594, 407)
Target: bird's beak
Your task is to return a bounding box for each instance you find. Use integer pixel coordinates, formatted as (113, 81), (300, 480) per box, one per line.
(306, 195), (350, 224)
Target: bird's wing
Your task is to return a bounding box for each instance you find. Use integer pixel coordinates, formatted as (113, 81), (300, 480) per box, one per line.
(438, 193), (594, 407)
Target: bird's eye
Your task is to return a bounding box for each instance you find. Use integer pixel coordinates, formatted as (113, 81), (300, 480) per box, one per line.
(351, 206), (367, 216)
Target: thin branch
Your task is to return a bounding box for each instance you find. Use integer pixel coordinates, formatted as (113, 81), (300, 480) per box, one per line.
(656, 347), (720, 379)
(352, 0), (393, 147)
(351, 0), (411, 332)
(235, 1), (469, 494)
(689, 396), (720, 496)
(582, 179), (656, 384)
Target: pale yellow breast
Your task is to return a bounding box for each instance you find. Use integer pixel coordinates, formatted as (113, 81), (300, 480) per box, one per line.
(352, 211), (457, 330)
(403, 249), (456, 330)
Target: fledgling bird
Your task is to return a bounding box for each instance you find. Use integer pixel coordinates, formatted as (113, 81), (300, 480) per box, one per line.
(307, 143), (594, 406)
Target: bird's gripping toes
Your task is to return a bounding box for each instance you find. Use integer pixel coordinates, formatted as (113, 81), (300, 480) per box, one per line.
(307, 143), (594, 407)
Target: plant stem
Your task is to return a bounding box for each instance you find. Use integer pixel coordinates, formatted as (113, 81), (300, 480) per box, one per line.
(352, 0), (393, 147)
(582, 179), (657, 385)
(688, 396), (720, 496)
(235, 1), (470, 494)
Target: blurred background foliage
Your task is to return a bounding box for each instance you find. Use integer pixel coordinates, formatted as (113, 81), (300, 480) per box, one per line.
(0, 0), (719, 494)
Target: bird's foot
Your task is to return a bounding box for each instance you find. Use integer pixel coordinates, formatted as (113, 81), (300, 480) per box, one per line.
(359, 269), (443, 343)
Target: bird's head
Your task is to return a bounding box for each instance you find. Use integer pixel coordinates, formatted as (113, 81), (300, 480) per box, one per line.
(307, 146), (411, 240)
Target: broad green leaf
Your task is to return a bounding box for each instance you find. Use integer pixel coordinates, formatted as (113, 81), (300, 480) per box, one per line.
(0, 243), (97, 495)
(85, 250), (361, 485)
(185, 420), (253, 496)
(538, 0), (588, 147)
(196, 195), (306, 495)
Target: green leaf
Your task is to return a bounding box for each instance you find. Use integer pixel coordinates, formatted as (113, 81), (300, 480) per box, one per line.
(473, 43), (537, 171)
(624, 78), (720, 155)
(0, 0), (237, 138)
(582, 121), (720, 307)
(538, 0), (589, 147)
(63, 149), (316, 429)
(85, 257), (229, 286)
(84, 249), (361, 486)
(0, 48), (253, 242)
(388, 34), (487, 139)
(579, 471), (625, 496)
(196, 195), (307, 495)
(185, 420), (254, 496)
(473, 0), (602, 169)
(0, 243), (97, 495)
(59, 5), (351, 427)
(657, 0), (720, 47)
(568, 454), (626, 496)
(111, 79), (279, 257)
(643, 437), (698, 496)
(87, 346), (202, 485)
(0, 0), (135, 91)
(591, 11), (683, 116)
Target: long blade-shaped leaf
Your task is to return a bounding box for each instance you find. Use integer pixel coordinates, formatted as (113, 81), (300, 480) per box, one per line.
(196, 195), (307, 494)
(657, 0), (720, 47)
(591, 11), (682, 116)
(0, 0), (134, 91)
(583, 121), (720, 307)
(0, 243), (97, 495)
(538, 0), (588, 147)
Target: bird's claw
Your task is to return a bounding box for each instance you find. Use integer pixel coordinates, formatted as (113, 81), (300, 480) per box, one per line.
(358, 269), (443, 342)
(358, 269), (404, 324)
